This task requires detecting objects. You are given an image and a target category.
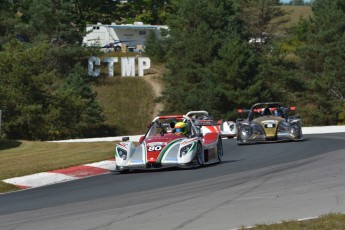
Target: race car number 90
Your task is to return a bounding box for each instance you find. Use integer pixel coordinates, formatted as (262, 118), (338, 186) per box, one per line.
(148, 146), (162, 151)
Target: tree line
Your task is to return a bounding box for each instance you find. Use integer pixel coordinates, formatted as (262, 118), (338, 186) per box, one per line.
(149, 0), (345, 126)
(0, 0), (344, 140)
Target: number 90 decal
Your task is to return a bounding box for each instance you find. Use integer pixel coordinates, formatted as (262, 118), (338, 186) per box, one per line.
(148, 146), (162, 151)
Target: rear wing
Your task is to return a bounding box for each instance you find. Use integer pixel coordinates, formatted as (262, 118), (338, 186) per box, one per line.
(237, 105), (300, 122)
(281, 106), (296, 113)
(186, 111), (221, 126)
(237, 109), (251, 121)
(281, 106), (302, 123)
(186, 111), (209, 117)
(193, 119), (221, 127)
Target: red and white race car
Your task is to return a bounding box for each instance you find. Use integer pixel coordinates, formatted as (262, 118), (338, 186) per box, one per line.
(115, 114), (223, 172)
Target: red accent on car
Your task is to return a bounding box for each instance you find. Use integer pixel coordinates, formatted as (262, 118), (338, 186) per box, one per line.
(254, 108), (263, 113)
(139, 136), (145, 143)
(203, 132), (219, 145)
(147, 151), (161, 163)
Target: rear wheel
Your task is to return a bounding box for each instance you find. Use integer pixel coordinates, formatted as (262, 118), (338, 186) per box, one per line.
(217, 137), (223, 163)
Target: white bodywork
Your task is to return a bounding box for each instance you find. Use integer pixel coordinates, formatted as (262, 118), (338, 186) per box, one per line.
(82, 22), (168, 52)
(220, 120), (237, 138)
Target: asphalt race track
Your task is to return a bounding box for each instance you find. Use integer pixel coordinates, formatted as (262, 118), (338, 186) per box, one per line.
(1, 133), (345, 230)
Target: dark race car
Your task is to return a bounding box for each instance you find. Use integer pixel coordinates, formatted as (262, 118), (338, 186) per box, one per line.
(236, 102), (303, 145)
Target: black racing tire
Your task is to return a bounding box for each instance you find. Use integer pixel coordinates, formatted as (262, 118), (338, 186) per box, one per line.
(192, 143), (203, 168)
(296, 126), (303, 141)
(291, 123), (303, 140)
(114, 46), (121, 52)
(236, 135), (243, 145)
(217, 136), (223, 163)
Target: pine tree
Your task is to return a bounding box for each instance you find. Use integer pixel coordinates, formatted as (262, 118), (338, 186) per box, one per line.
(0, 0), (106, 140)
(158, 0), (264, 120)
(295, 0), (345, 125)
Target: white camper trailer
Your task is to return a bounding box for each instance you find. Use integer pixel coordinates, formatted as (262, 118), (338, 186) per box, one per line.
(82, 22), (168, 52)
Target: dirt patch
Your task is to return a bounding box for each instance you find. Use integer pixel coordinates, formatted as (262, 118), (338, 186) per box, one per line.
(143, 64), (167, 117)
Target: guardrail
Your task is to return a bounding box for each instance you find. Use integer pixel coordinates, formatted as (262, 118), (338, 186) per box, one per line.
(49, 125), (345, 143)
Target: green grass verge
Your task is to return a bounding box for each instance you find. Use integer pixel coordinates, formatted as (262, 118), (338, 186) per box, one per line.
(0, 139), (116, 193)
(239, 213), (345, 229)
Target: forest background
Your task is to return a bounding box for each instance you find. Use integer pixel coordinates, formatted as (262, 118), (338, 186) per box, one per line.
(1, 0), (345, 141)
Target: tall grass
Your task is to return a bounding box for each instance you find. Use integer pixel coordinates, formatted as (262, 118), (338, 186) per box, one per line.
(281, 5), (313, 27)
(239, 213), (345, 230)
(91, 52), (157, 136)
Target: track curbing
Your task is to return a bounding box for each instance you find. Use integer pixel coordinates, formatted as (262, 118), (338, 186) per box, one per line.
(2, 126), (345, 190)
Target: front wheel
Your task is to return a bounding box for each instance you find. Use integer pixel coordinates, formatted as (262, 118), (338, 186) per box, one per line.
(191, 143), (203, 168)
(114, 46), (121, 52)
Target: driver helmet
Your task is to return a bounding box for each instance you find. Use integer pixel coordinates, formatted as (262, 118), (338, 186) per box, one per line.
(273, 108), (283, 117)
(174, 122), (187, 135)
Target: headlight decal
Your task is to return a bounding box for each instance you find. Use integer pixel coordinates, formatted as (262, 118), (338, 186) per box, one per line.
(116, 146), (127, 160)
(180, 142), (196, 157)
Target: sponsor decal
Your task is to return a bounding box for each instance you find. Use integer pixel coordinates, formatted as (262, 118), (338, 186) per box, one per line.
(147, 142), (166, 151)
(148, 146), (162, 151)
(131, 160), (144, 164)
(262, 120), (277, 128)
(165, 158), (178, 162)
(262, 120), (277, 123)
(181, 138), (197, 146)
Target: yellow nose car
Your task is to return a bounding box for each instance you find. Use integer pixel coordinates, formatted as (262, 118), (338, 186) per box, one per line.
(236, 102), (303, 145)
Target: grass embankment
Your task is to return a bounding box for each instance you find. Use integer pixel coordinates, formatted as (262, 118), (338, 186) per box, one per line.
(281, 5), (313, 27)
(0, 139), (116, 193)
(239, 213), (345, 229)
(93, 51), (159, 136)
